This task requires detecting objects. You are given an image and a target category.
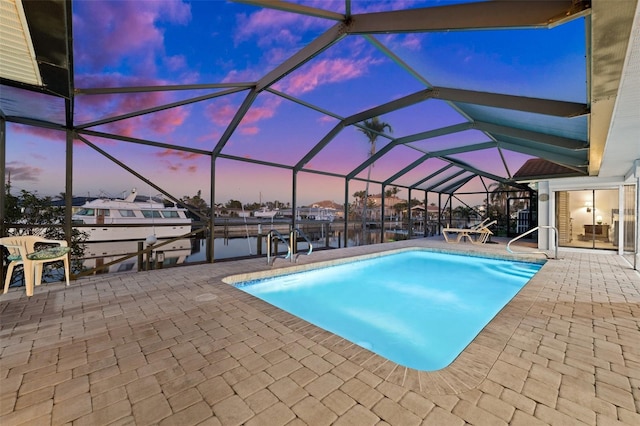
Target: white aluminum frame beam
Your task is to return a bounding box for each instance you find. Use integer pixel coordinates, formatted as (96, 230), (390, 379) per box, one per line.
(348, 1), (591, 34)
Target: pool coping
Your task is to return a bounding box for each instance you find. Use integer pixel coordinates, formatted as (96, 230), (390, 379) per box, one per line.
(222, 246), (549, 395)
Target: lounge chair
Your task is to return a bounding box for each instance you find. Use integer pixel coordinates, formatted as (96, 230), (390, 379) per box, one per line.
(1, 236), (71, 297)
(442, 219), (496, 244)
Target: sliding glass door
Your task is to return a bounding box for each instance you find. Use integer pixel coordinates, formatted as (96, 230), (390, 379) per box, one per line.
(555, 189), (619, 250)
(622, 185), (637, 266)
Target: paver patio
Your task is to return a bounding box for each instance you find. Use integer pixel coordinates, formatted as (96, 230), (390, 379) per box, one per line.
(1, 238), (639, 425)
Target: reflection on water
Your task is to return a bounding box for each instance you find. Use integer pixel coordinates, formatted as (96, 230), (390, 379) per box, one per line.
(5, 228), (416, 288)
(83, 228), (413, 273)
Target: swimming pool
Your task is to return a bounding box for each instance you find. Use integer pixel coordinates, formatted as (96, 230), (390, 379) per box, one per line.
(234, 249), (543, 371)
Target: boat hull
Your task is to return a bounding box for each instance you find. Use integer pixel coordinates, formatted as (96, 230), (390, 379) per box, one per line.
(72, 189), (193, 242)
(79, 225), (191, 242)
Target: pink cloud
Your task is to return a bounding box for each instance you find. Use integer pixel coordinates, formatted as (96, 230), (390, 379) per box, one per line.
(164, 55), (187, 72)
(163, 161), (197, 173)
(318, 115), (338, 123)
(205, 102), (237, 127)
(156, 149), (203, 161)
(294, 0), (344, 13)
(148, 107), (189, 135)
(233, 5), (336, 61)
(221, 69), (260, 84)
(5, 161), (42, 182)
(74, 74), (190, 138)
(239, 126), (259, 136)
(378, 33), (422, 52)
(352, 0), (422, 13)
(93, 107), (188, 139)
(75, 74), (167, 119)
(235, 96), (283, 135)
(78, 134), (118, 147)
(31, 152), (47, 161)
(204, 95), (281, 136)
(235, 9), (303, 46)
(73, 0), (191, 73)
(196, 132), (220, 145)
(156, 150), (202, 173)
(241, 97), (282, 125)
(11, 125), (64, 141)
(401, 34), (422, 50)
(276, 57), (370, 95)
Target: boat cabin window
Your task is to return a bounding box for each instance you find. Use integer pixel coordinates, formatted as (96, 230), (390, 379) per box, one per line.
(97, 209), (110, 217)
(119, 210), (136, 217)
(141, 210), (162, 219)
(161, 211), (180, 218)
(75, 208), (95, 216)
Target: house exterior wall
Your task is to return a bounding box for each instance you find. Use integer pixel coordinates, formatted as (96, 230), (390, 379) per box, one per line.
(537, 167), (638, 269)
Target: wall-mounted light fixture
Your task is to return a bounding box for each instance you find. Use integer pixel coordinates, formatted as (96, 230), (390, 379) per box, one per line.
(585, 201), (592, 212)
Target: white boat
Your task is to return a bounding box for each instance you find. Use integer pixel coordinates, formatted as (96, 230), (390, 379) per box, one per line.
(307, 207), (336, 222)
(72, 189), (192, 242)
(253, 207), (282, 219)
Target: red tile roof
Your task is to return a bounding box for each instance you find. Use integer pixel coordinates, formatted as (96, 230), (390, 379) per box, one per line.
(513, 159), (583, 180)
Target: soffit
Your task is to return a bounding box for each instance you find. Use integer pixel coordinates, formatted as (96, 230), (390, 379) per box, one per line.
(0, 0), (70, 122)
(0, 0), (41, 86)
(588, 0), (639, 176)
(597, 0), (640, 178)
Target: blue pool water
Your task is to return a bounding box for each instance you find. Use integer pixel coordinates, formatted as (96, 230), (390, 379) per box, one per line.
(236, 250), (543, 371)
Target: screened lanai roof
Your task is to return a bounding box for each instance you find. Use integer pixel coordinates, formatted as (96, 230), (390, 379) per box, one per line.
(1, 0), (639, 203)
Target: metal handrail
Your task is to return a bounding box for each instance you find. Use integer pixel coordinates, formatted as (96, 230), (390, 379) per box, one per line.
(266, 229), (291, 265)
(291, 228), (313, 262)
(507, 225), (559, 259)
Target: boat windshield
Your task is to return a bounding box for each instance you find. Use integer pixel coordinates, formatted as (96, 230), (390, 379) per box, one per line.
(75, 208), (95, 216)
(161, 211), (180, 218)
(141, 210), (162, 219)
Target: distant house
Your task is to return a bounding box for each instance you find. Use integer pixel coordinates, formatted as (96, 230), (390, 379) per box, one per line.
(217, 208), (249, 218)
(411, 204), (440, 221)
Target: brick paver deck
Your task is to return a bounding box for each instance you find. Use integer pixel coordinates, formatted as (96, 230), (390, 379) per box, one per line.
(1, 238), (639, 425)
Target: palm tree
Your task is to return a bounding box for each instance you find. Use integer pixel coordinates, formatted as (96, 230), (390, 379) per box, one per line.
(357, 117), (392, 237)
(488, 181), (513, 216)
(452, 205), (474, 227)
(488, 181), (530, 217)
(385, 186), (400, 200)
(352, 190), (366, 210)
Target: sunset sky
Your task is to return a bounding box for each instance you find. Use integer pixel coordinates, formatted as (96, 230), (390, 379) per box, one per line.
(5, 0), (586, 207)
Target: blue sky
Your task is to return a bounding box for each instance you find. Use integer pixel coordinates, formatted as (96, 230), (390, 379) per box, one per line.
(6, 0), (586, 207)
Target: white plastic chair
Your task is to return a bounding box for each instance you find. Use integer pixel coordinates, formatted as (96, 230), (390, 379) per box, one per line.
(1, 236), (71, 297)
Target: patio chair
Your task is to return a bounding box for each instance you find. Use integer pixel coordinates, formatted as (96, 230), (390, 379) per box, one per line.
(1, 236), (71, 297)
(473, 220), (496, 244)
(442, 219), (496, 244)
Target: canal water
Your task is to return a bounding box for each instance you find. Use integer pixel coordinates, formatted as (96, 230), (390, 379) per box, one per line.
(3, 226), (419, 289)
(82, 226), (414, 274)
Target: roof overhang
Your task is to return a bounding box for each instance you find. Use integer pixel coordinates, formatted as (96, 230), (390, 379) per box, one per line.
(0, 0), (71, 99)
(0, 0), (42, 86)
(588, 0), (639, 176)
